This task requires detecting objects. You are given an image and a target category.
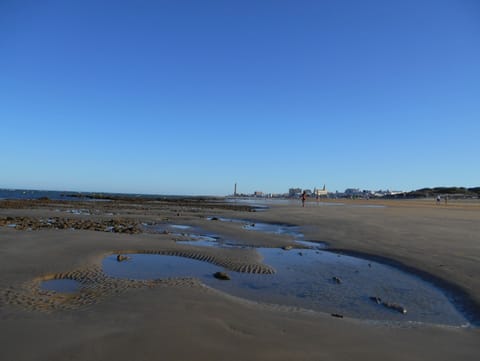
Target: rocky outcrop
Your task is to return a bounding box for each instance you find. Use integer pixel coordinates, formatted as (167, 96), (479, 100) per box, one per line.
(0, 216), (142, 234)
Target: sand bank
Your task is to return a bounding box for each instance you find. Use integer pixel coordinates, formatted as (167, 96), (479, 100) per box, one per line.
(0, 198), (479, 360)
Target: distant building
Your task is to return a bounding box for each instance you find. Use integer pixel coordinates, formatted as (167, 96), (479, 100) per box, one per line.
(345, 188), (362, 196)
(253, 191), (264, 197)
(289, 188), (302, 197)
(314, 185), (328, 197)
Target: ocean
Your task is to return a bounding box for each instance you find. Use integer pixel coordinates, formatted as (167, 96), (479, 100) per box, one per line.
(0, 189), (219, 201)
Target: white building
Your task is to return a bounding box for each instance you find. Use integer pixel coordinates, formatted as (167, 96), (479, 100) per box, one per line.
(314, 185), (328, 197)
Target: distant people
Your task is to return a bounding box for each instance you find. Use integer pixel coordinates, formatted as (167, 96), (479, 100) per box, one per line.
(445, 195), (448, 205)
(301, 191), (307, 207)
(436, 195), (441, 204)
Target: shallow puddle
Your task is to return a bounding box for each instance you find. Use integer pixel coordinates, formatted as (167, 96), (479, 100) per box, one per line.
(243, 222), (301, 236)
(176, 238), (237, 248)
(104, 254), (219, 280)
(218, 248), (468, 326)
(102, 249), (469, 326)
(101, 218), (472, 326)
(141, 223), (194, 234)
(41, 279), (81, 293)
(294, 240), (327, 249)
(169, 224), (191, 230)
(209, 217), (302, 238)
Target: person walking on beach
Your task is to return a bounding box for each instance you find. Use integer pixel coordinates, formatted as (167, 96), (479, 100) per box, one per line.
(301, 191), (307, 207)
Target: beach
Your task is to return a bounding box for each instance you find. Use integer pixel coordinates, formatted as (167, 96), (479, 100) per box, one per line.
(0, 197), (479, 360)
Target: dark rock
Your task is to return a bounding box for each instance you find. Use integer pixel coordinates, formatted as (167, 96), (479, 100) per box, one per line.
(331, 313), (344, 318)
(332, 276), (342, 284)
(382, 302), (407, 314)
(213, 272), (230, 280)
(116, 254), (129, 262)
(369, 296), (407, 314)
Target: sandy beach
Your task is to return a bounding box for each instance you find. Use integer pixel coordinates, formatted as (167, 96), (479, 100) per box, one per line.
(1, 197), (479, 360)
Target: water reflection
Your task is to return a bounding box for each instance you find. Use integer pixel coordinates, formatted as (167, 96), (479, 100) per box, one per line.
(103, 217), (471, 325)
(102, 249), (469, 326)
(41, 279), (81, 293)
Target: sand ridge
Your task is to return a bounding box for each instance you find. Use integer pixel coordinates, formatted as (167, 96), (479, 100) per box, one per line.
(117, 248), (275, 274)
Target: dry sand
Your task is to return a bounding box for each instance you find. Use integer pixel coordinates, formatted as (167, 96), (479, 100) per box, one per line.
(0, 198), (479, 360)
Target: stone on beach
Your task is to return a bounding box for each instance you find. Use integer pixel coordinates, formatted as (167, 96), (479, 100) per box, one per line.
(213, 272), (231, 280)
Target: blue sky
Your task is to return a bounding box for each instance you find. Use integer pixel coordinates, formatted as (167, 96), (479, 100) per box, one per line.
(1, 0), (479, 195)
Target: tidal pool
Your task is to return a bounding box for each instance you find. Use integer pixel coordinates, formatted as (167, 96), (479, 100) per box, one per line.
(141, 223), (194, 234)
(101, 218), (472, 326)
(243, 222), (301, 236)
(41, 279), (81, 293)
(176, 238), (237, 248)
(209, 217), (303, 238)
(102, 248), (469, 326)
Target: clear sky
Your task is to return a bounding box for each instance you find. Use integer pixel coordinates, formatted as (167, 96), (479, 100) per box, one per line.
(1, 0), (479, 195)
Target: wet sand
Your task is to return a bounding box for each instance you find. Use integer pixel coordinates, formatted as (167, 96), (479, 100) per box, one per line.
(0, 198), (479, 360)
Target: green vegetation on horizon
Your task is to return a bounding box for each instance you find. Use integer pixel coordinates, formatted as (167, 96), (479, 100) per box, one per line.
(407, 187), (480, 198)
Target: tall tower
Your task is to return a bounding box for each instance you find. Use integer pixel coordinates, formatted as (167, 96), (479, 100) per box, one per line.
(234, 183), (237, 196)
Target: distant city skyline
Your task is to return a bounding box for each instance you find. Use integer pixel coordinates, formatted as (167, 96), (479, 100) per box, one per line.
(1, 1), (479, 196)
